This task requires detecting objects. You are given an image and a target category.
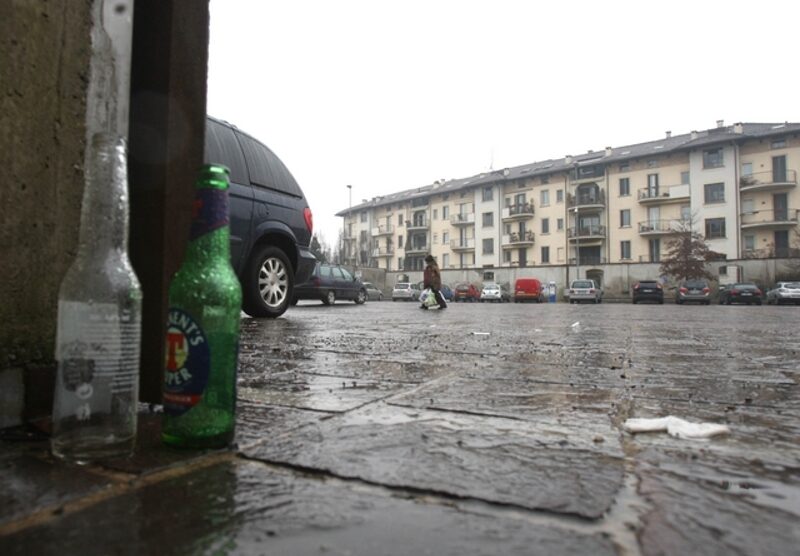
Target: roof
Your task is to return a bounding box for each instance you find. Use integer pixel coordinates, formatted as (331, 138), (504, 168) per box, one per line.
(336, 122), (800, 216)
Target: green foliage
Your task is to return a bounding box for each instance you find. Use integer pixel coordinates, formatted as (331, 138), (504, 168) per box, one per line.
(659, 231), (724, 281)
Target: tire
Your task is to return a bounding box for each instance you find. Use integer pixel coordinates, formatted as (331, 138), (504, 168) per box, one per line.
(242, 245), (293, 318)
(378, 293), (383, 301)
(632, 299), (638, 304)
(705, 301), (710, 305)
(658, 300), (664, 304)
(322, 290), (335, 305)
(355, 289), (366, 304)
(291, 298), (299, 306)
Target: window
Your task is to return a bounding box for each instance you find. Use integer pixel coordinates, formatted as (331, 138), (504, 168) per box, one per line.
(647, 159), (658, 168)
(442, 206), (449, 219)
(360, 212), (367, 223)
(541, 246), (550, 263)
(482, 212), (494, 227)
(540, 190), (550, 206)
(557, 218), (564, 231)
(705, 217), (726, 238)
(340, 267), (354, 281)
(619, 161), (630, 172)
(442, 253), (449, 268)
(398, 214), (403, 226)
(398, 257), (403, 269)
(680, 171), (690, 185)
(742, 162), (753, 177)
(704, 182), (725, 204)
(703, 148), (723, 169)
(541, 175), (549, 184)
(503, 250), (512, 263)
(619, 178), (630, 196)
(483, 271), (495, 281)
(649, 238), (661, 262)
(433, 209), (438, 220)
(541, 218), (550, 234)
(741, 198), (754, 214)
(556, 189), (564, 203)
(620, 209), (631, 227)
(744, 235), (755, 251)
(482, 238), (494, 254)
(360, 230), (368, 242)
(433, 233), (438, 244)
(398, 235), (403, 248)
(620, 240), (631, 260)
(680, 205), (691, 222)
(442, 232), (449, 245)
(771, 139), (787, 149)
(482, 186), (493, 202)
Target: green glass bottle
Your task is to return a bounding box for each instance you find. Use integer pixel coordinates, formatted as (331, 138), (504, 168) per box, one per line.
(162, 164), (242, 449)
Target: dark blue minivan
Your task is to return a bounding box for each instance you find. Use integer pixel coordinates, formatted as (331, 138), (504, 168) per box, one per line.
(205, 116), (316, 318)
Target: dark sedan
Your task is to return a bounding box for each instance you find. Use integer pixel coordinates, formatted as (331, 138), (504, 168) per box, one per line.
(293, 263), (367, 305)
(632, 280), (664, 304)
(719, 283), (763, 305)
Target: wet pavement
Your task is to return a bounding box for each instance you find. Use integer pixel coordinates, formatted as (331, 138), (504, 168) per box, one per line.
(2, 301), (799, 555)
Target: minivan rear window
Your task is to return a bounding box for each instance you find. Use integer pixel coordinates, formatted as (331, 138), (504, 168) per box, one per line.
(236, 132), (304, 198)
(205, 118), (249, 184)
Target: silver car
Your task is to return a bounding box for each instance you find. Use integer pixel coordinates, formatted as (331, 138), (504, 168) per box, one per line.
(392, 282), (420, 301)
(766, 281), (800, 305)
(362, 282), (383, 301)
(568, 279), (603, 304)
(480, 283), (503, 302)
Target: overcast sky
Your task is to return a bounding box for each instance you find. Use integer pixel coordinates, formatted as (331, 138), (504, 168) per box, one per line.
(207, 0), (800, 247)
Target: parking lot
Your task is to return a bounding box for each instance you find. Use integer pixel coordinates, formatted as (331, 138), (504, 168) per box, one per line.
(3, 300), (799, 555)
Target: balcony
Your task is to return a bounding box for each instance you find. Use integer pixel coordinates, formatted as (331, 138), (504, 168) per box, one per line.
(501, 202), (535, 222)
(567, 224), (606, 241)
(371, 224), (394, 236)
(567, 190), (605, 210)
(406, 217), (429, 231)
(569, 256), (607, 265)
(637, 184), (691, 204)
(501, 230), (535, 248)
(742, 247), (800, 259)
(638, 219), (689, 236)
(404, 244), (429, 255)
(740, 170), (797, 193)
(740, 209), (799, 230)
(371, 246), (394, 257)
(450, 238), (475, 251)
(450, 212), (475, 226)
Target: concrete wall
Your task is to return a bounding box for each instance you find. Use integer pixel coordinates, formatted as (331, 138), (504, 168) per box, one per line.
(0, 2), (93, 423)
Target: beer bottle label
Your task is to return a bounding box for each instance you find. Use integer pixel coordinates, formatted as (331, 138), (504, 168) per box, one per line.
(163, 308), (210, 416)
(190, 188), (229, 240)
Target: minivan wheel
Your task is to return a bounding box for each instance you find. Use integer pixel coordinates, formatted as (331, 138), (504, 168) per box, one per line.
(323, 290), (336, 305)
(243, 245), (292, 318)
(355, 289), (366, 304)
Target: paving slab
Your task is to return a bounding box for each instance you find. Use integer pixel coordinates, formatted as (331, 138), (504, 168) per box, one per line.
(0, 460), (620, 556)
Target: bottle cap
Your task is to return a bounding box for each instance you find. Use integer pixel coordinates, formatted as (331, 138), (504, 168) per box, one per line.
(197, 164), (231, 189)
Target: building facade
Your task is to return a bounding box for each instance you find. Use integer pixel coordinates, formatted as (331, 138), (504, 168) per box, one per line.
(337, 122), (800, 275)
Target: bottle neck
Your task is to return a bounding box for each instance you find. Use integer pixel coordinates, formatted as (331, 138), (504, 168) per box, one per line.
(183, 187), (232, 263)
(76, 134), (130, 258)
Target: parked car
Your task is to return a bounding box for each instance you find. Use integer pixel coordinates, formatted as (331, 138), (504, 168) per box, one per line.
(440, 284), (454, 301)
(676, 280), (711, 305)
(480, 282), (510, 303)
(453, 283), (480, 302)
(766, 281), (800, 305)
(392, 282), (420, 301)
(718, 283), (763, 305)
(568, 279), (603, 304)
(362, 282), (383, 301)
(514, 278), (544, 303)
(205, 115), (316, 319)
(292, 263), (366, 305)
(632, 280), (664, 304)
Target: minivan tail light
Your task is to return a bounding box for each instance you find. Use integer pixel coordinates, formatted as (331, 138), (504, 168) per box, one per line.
(679, 287), (688, 294)
(702, 287), (710, 294)
(755, 289), (762, 296)
(311, 276), (321, 287)
(656, 283), (662, 289)
(589, 288), (595, 293)
(303, 207), (313, 234)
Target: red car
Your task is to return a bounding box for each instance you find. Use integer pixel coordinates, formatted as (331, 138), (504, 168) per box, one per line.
(514, 278), (543, 303)
(453, 282), (480, 302)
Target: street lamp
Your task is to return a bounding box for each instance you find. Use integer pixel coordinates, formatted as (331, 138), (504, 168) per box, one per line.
(572, 206), (580, 280)
(345, 185), (352, 265)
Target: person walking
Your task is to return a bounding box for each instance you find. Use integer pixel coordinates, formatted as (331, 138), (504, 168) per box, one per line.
(422, 254), (447, 309)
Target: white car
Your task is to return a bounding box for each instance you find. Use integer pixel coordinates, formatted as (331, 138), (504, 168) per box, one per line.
(568, 279), (603, 304)
(392, 282), (420, 301)
(481, 284), (503, 303)
(766, 281), (800, 305)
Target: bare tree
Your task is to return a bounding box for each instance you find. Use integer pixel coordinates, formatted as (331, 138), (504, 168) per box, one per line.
(660, 229), (724, 281)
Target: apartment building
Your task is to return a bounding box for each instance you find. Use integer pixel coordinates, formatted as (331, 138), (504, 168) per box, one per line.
(337, 122), (800, 272)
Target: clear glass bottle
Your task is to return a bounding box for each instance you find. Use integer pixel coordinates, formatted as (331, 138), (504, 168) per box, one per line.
(51, 132), (142, 463)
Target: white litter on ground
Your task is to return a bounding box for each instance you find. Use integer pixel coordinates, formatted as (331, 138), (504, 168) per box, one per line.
(623, 416), (730, 440)
(571, 322), (580, 328)
(472, 332), (490, 336)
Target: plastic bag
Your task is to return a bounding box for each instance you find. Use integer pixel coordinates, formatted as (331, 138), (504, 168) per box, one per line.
(420, 288), (438, 307)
